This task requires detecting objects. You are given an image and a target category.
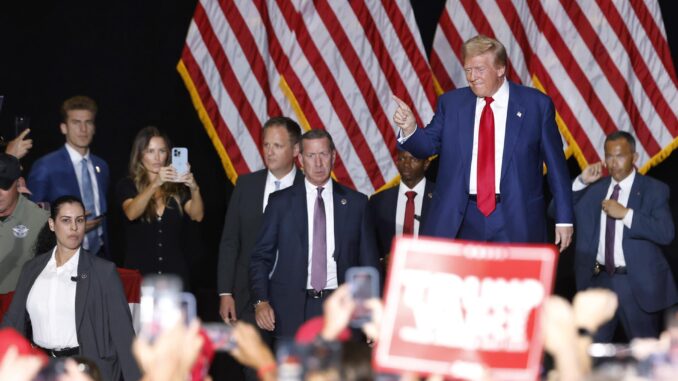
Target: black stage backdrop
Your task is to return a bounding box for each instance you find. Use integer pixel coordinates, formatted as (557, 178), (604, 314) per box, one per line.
(1, 1), (677, 311)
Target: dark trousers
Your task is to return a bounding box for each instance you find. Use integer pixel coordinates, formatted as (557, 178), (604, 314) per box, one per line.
(590, 271), (661, 341)
(457, 200), (510, 242)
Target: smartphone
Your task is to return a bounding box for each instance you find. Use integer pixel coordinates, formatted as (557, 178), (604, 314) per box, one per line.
(202, 323), (236, 351)
(14, 115), (30, 138)
(139, 274), (196, 342)
(171, 147), (189, 178)
(346, 267), (379, 328)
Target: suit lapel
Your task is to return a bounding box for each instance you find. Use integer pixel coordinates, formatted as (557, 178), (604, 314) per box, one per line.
(333, 181), (348, 260)
(91, 156), (107, 213)
(626, 173), (643, 212)
(292, 182), (309, 256)
(422, 180), (434, 218)
(75, 251), (92, 331)
(589, 178), (611, 251)
(59, 147), (81, 198)
(253, 170), (268, 222)
(458, 92), (477, 192)
(501, 82), (526, 181)
(383, 187), (397, 238)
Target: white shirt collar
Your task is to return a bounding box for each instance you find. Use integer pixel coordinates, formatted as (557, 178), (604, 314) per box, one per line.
(267, 166), (297, 187)
(47, 246), (81, 274)
(398, 177), (426, 195)
(480, 78), (509, 107)
(305, 178), (333, 195)
(64, 143), (90, 165)
(611, 169), (636, 191)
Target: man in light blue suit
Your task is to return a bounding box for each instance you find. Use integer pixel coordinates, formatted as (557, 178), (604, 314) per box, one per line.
(392, 35), (573, 251)
(572, 131), (676, 340)
(27, 96), (110, 257)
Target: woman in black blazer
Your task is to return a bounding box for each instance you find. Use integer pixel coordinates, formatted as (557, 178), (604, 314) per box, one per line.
(0, 195), (140, 381)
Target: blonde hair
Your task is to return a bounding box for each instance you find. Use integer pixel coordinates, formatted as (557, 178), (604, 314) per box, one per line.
(461, 35), (507, 68)
(128, 126), (185, 222)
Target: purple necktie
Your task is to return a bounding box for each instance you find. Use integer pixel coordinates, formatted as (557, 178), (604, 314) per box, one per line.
(311, 187), (327, 291)
(604, 184), (621, 275)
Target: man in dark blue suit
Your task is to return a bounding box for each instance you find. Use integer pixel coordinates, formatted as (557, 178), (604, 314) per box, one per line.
(27, 96), (110, 257)
(572, 131), (677, 340)
(393, 35), (573, 250)
(249, 129), (379, 339)
(368, 149), (434, 265)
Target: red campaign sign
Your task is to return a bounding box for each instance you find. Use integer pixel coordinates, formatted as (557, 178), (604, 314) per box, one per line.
(374, 237), (558, 381)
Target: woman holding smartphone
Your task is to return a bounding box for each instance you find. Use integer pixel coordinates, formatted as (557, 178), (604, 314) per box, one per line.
(117, 126), (204, 287)
(1, 195), (140, 381)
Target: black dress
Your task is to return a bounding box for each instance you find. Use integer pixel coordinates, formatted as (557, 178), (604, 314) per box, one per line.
(116, 178), (191, 287)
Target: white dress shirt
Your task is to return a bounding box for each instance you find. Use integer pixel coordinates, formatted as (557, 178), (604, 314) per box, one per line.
(573, 171), (635, 267)
(26, 248), (80, 349)
(469, 79), (509, 194)
(305, 179), (337, 289)
(394, 178), (427, 236)
(262, 166), (297, 212)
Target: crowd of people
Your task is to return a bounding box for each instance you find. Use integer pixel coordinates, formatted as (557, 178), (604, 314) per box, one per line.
(0, 34), (677, 380)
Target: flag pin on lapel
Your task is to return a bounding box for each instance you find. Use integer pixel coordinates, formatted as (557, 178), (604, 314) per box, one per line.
(427, 192), (433, 199)
(341, 198), (347, 205)
(95, 166), (101, 173)
(517, 111), (522, 118)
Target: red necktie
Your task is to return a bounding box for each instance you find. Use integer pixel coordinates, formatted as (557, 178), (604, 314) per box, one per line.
(477, 97), (495, 216)
(403, 191), (416, 235)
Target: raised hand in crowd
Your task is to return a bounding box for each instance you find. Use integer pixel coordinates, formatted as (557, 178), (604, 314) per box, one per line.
(580, 161), (604, 185)
(5, 129), (32, 159)
(362, 298), (384, 344)
(542, 295), (583, 381)
(392, 95), (417, 136)
(133, 320), (205, 381)
(320, 285), (355, 341)
(229, 322), (276, 381)
(0, 346), (44, 381)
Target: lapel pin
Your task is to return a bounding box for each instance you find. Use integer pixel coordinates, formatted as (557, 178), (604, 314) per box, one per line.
(427, 192), (433, 199)
(341, 198), (347, 205)
(95, 166), (101, 174)
(81, 273), (88, 279)
(516, 111), (522, 118)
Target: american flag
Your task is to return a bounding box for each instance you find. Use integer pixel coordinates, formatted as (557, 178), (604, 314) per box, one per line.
(431, 0), (678, 173)
(178, 0), (436, 195)
(179, 1), (677, 193)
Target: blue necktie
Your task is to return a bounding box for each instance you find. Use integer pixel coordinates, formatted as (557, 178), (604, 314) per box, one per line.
(81, 158), (101, 255)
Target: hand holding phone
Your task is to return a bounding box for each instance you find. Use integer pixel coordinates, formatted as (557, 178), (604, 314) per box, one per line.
(346, 267), (380, 328)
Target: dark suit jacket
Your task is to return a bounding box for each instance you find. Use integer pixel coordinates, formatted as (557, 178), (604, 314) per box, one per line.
(401, 81), (574, 242)
(367, 180), (435, 259)
(217, 168), (304, 316)
(249, 180), (379, 338)
(0, 250), (140, 381)
(572, 174), (678, 313)
(27, 146), (111, 255)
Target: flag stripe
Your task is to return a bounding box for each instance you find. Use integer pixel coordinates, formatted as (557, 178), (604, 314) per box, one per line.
(597, 0), (678, 136)
(256, 0), (358, 190)
(194, 3), (266, 165)
(555, 0), (661, 155)
(627, 0), (678, 86)
(275, 0), (385, 190)
(181, 44), (250, 174)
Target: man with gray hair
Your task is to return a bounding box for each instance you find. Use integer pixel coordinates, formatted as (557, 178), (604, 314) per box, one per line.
(0, 153), (49, 293)
(393, 35), (574, 250)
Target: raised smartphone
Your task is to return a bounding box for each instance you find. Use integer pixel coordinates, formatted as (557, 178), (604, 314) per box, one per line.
(346, 266), (380, 327)
(171, 147), (189, 178)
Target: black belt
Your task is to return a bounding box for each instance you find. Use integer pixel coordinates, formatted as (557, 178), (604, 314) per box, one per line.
(594, 262), (627, 275)
(469, 194), (501, 203)
(306, 289), (335, 299)
(33, 343), (80, 358)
